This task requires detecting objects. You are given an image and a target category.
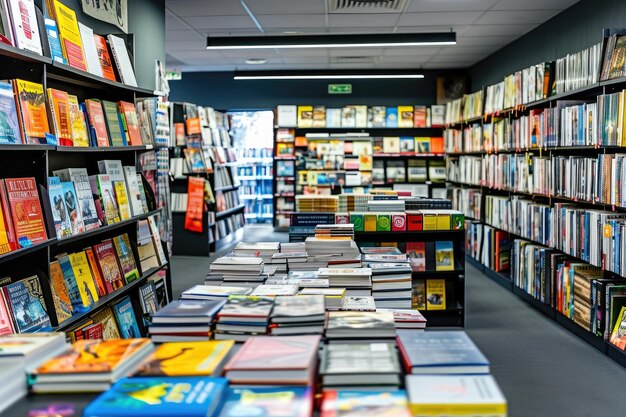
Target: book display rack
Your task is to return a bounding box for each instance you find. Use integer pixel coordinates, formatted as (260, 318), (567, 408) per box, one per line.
(237, 148), (273, 224)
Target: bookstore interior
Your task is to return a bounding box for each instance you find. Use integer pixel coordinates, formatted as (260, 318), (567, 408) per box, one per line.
(1, 0), (626, 416)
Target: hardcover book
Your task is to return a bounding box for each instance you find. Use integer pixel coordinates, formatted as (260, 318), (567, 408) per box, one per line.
(2, 275), (52, 333)
(93, 34), (117, 81)
(0, 81), (20, 144)
(48, 260), (73, 324)
(7, 0), (42, 55)
(93, 239), (125, 292)
(385, 107), (398, 128)
(123, 167), (145, 217)
(113, 233), (140, 283)
(61, 180), (85, 234)
(67, 95), (90, 147)
(4, 177), (47, 245)
(48, 176), (72, 238)
(138, 282), (158, 324)
(46, 88), (72, 146)
(136, 340), (235, 376)
(90, 174), (120, 225)
(68, 251), (99, 309)
(14, 79), (49, 144)
(217, 296), (275, 320)
(113, 296), (141, 339)
(219, 386), (313, 417)
(91, 307), (121, 339)
(0, 291), (15, 335)
(153, 299), (225, 322)
(435, 241), (454, 271)
(425, 279), (446, 310)
(85, 247), (107, 297)
(84, 99), (110, 147)
(297, 105), (313, 128)
(319, 342), (401, 382)
(52, 0), (87, 71)
(398, 106), (414, 128)
(53, 168), (100, 230)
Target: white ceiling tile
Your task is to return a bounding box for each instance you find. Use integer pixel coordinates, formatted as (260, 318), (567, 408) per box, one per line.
(166, 30), (203, 41)
(407, 0), (499, 12)
(398, 12), (483, 27)
(181, 16), (259, 30)
(256, 14), (327, 28)
(395, 25), (469, 34)
(462, 24), (535, 37)
(380, 55), (436, 64)
(246, 0), (326, 15)
(437, 45), (499, 56)
(166, 1), (245, 16)
(166, 39), (210, 52)
(492, 0), (580, 11)
(383, 47), (443, 57)
(455, 35), (517, 46)
(474, 10), (561, 25)
(328, 13), (400, 28)
(329, 48), (383, 57)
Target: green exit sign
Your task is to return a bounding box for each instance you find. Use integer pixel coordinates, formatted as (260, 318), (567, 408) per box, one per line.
(328, 84), (352, 94)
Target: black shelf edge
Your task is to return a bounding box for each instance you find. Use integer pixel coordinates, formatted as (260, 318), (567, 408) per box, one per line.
(606, 344), (626, 367)
(354, 230), (464, 241)
(0, 238), (57, 265)
(55, 209), (162, 247)
(445, 145), (626, 156)
(555, 313), (606, 353)
(278, 126), (444, 131)
(214, 185), (240, 192)
(411, 269), (465, 278)
(445, 116), (483, 129)
(484, 266), (513, 291)
(373, 153), (446, 158)
(0, 144), (55, 151)
(215, 204), (246, 219)
(0, 43), (52, 64)
(55, 145), (149, 152)
(54, 263), (168, 332)
(512, 286), (555, 319)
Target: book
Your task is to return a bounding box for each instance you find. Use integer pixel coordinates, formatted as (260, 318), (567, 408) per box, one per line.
(411, 280), (426, 310)
(383, 137), (400, 153)
(426, 279), (446, 310)
(68, 251), (99, 309)
(321, 390), (412, 417)
(152, 299), (225, 324)
(67, 95), (90, 147)
(297, 105), (313, 128)
(61, 180), (85, 234)
(77, 22), (102, 77)
(91, 307), (121, 339)
(93, 239), (125, 292)
(14, 79), (49, 144)
(101, 100), (125, 147)
(398, 106), (414, 128)
(47, 176), (72, 238)
(0, 182), (16, 253)
(219, 386), (313, 417)
(46, 88), (72, 146)
(385, 107), (398, 128)
(136, 340), (235, 376)
(117, 101), (142, 146)
(342, 296), (376, 311)
(107, 34), (138, 87)
(93, 34), (117, 81)
(369, 106), (386, 127)
(53, 168), (100, 230)
(138, 282), (158, 321)
(608, 35), (626, 80)
(7, 0), (42, 55)
(51, 0), (87, 71)
(217, 296), (274, 322)
(325, 311), (396, 339)
(58, 254), (88, 314)
(83, 99), (108, 147)
(0, 290), (14, 335)
(113, 233), (140, 283)
(85, 247), (107, 297)
(90, 174), (120, 225)
(2, 275), (51, 333)
(4, 177), (47, 245)
(113, 296), (141, 339)
(0, 81), (20, 144)
(610, 306), (626, 350)
(83, 376), (227, 417)
(435, 241), (454, 271)
(319, 343), (401, 386)
(44, 15), (65, 63)
(277, 105), (297, 127)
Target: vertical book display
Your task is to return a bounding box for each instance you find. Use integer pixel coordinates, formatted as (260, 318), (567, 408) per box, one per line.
(445, 29), (626, 367)
(237, 147), (273, 224)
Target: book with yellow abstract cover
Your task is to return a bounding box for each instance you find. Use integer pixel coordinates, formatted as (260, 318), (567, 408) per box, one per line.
(68, 251), (99, 309)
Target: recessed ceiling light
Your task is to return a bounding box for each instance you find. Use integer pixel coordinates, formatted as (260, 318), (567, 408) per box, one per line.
(282, 31), (304, 35)
(245, 58), (268, 65)
(233, 70), (424, 80)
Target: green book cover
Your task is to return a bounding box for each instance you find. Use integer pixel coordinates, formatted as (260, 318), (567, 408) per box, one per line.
(350, 213), (364, 232)
(376, 214), (391, 232)
(451, 213), (465, 230)
(101, 100), (125, 146)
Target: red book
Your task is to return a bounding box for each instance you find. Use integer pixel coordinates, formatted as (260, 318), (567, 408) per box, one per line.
(117, 101), (142, 146)
(406, 211), (423, 231)
(223, 335), (320, 385)
(391, 213), (406, 231)
(93, 240), (124, 293)
(407, 242), (426, 272)
(3, 178), (47, 246)
(84, 99), (110, 147)
(413, 105), (427, 127)
(85, 247), (108, 296)
(0, 181), (17, 252)
(82, 323), (103, 340)
(93, 34), (117, 82)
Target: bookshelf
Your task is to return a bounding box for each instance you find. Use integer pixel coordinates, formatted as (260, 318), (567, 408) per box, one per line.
(237, 148), (273, 224)
(444, 30), (626, 366)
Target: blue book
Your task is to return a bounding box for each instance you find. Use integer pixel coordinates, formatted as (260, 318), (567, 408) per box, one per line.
(114, 296), (141, 339)
(83, 376), (228, 417)
(0, 81), (20, 144)
(218, 386), (312, 417)
(61, 181), (86, 235)
(2, 275), (52, 333)
(58, 254), (89, 314)
(153, 300), (226, 322)
(117, 112), (128, 146)
(44, 17), (66, 64)
(396, 330), (490, 374)
(385, 107), (398, 128)
(48, 177), (72, 238)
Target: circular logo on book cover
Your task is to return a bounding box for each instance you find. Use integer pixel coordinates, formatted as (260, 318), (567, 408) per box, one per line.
(378, 216), (390, 229)
(393, 216), (405, 229)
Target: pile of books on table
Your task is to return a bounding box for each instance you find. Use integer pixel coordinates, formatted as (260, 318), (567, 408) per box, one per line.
(148, 299), (224, 342)
(315, 223), (355, 239)
(205, 256), (267, 287)
(367, 199), (406, 212)
(214, 296), (274, 342)
(269, 295), (326, 335)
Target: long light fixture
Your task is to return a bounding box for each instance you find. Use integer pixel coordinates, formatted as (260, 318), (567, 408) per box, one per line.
(207, 32), (455, 50)
(233, 70), (424, 80)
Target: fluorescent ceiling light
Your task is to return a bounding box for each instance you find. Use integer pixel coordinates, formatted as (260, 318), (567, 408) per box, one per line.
(234, 71), (424, 80)
(245, 58), (268, 64)
(207, 32), (455, 50)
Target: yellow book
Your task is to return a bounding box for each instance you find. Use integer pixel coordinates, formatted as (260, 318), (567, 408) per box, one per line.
(397, 105), (414, 128)
(422, 213), (438, 230)
(415, 137), (431, 153)
(52, 0), (88, 71)
(436, 213), (451, 230)
(435, 241), (455, 272)
(364, 214), (377, 232)
(297, 105), (313, 128)
(68, 95), (89, 147)
(114, 182), (132, 220)
(426, 279), (446, 310)
(306, 171), (318, 185)
(135, 341), (235, 376)
(68, 251), (99, 308)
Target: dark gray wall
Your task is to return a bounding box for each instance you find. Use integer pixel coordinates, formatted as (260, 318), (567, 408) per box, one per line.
(470, 0), (626, 89)
(168, 71), (464, 111)
(37, 0), (165, 90)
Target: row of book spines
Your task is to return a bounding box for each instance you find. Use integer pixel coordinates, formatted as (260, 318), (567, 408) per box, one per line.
(274, 136), (444, 154)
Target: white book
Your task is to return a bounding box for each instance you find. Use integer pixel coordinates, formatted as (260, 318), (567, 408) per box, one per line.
(326, 108), (342, 128)
(7, 0), (42, 55)
(147, 215), (167, 265)
(342, 296), (376, 311)
(276, 105), (297, 127)
(0, 0), (14, 46)
(182, 284), (251, 298)
(123, 166), (144, 217)
(251, 284), (299, 296)
(107, 34), (138, 87)
(78, 23), (103, 78)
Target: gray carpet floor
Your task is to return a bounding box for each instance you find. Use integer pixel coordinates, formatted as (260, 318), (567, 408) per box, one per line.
(170, 225), (626, 417)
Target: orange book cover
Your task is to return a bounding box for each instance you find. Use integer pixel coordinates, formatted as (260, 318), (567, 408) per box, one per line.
(185, 177), (205, 233)
(185, 118), (201, 135)
(294, 136), (308, 147)
(47, 88), (72, 146)
(86, 247), (108, 297)
(93, 34), (117, 82)
(3, 178), (47, 245)
(85, 99), (110, 147)
(136, 340), (235, 376)
(36, 338), (152, 374)
(430, 137), (444, 153)
(117, 101), (142, 146)
(14, 79), (49, 144)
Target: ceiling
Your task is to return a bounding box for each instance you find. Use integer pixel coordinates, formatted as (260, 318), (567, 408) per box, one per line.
(165, 0), (580, 72)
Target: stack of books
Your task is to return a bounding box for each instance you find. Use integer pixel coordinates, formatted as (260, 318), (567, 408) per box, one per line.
(315, 223), (355, 239)
(232, 241), (280, 262)
(369, 262), (413, 309)
(321, 390), (412, 417)
(269, 295), (326, 335)
(299, 287), (346, 309)
(220, 386), (313, 417)
(251, 284), (299, 296)
(325, 311), (396, 342)
(317, 267), (372, 297)
(367, 199), (406, 212)
(148, 300), (225, 343)
(319, 342), (402, 390)
(206, 256), (266, 288)
(223, 335), (320, 385)
(341, 295), (377, 311)
(215, 296), (274, 342)
(180, 284), (252, 301)
(295, 195), (339, 212)
(266, 270), (329, 288)
(379, 308), (427, 330)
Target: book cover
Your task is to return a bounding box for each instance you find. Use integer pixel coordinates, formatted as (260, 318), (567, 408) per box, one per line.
(398, 106), (414, 128)
(92, 34), (117, 81)
(312, 105), (326, 128)
(44, 16), (65, 63)
(224, 335), (320, 371)
(4, 177), (47, 245)
(14, 79), (49, 143)
(426, 279), (446, 310)
(276, 105), (297, 127)
(85, 247), (107, 297)
(369, 106), (386, 127)
(608, 35), (626, 80)
(136, 340), (235, 377)
(610, 306), (626, 350)
(108, 34), (138, 87)
(341, 106), (356, 128)
(321, 390), (411, 417)
(385, 107), (398, 128)
(113, 233), (140, 284)
(3, 275), (52, 333)
(400, 136), (415, 153)
(415, 137), (431, 153)
(435, 241), (454, 271)
(113, 181), (132, 220)
(83, 376), (228, 417)
(67, 95), (90, 147)
(271, 295), (325, 319)
(61, 180), (85, 234)
(46, 88), (72, 146)
(101, 100), (125, 147)
(77, 22), (102, 77)
(138, 281), (158, 321)
(326, 311), (396, 332)
(383, 137), (400, 154)
(220, 386), (313, 417)
(413, 105), (427, 127)
(58, 254), (88, 314)
(47, 176), (72, 238)
(53, 168), (99, 230)
(123, 167), (144, 217)
(85, 99), (110, 147)
(297, 105), (313, 128)
(218, 296), (274, 319)
(91, 307), (121, 339)
(0, 290), (15, 335)
(147, 215), (166, 266)
(93, 239), (125, 292)
(91, 174), (120, 225)
(81, 322), (103, 340)
(68, 251), (99, 309)
(52, 0), (87, 71)
(7, 0), (42, 55)
(155, 299), (225, 320)
(342, 296), (376, 311)
(0, 80), (20, 144)
(113, 296), (141, 339)
(117, 101), (142, 146)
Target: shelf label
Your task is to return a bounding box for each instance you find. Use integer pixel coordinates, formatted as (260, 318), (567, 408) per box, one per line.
(328, 84), (352, 94)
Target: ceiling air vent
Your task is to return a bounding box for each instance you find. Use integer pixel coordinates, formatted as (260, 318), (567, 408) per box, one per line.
(328, 0), (407, 13)
(330, 56), (382, 64)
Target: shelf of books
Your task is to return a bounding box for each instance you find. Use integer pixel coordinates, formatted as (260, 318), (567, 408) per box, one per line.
(444, 28), (626, 366)
(273, 104), (446, 230)
(237, 147), (273, 224)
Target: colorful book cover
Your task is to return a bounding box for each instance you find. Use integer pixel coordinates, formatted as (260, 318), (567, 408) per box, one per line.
(2, 275), (52, 333)
(220, 386), (313, 417)
(85, 247), (107, 297)
(68, 251), (99, 309)
(117, 101), (142, 146)
(44, 16), (66, 64)
(113, 181), (132, 220)
(101, 100), (125, 146)
(398, 106), (414, 128)
(61, 181), (85, 235)
(91, 307), (121, 339)
(383, 137), (400, 153)
(83, 376), (228, 417)
(0, 81), (21, 144)
(84, 99), (110, 147)
(138, 282), (158, 321)
(47, 176), (72, 238)
(53, 168), (100, 230)
(415, 137), (431, 153)
(93, 34), (117, 81)
(425, 279), (446, 310)
(136, 340), (235, 377)
(46, 88), (72, 146)
(610, 306), (626, 350)
(435, 241), (454, 271)
(49, 260), (73, 324)
(297, 105), (313, 128)
(58, 254), (88, 314)
(369, 106), (386, 127)
(14, 79), (49, 144)
(224, 336), (321, 373)
(93, 239), (125, 293)
(36, 338), (152, 374)
(67, 95), (90, 147)
(321, 390), (411, 417)
(123, 166), (144, 217)
(113, 233), (140, 284)
(0, 291), (15, 335)
(7, 0), (43, 55)
(52, 0), (87, 71)
(113, 296), (141, 339)
(385, 107), (398, 128)
(91, 174), (120, 225)
(4, 177), (47, 245)
(400, 136), (415, 153)
(82, 322), (103, 340)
